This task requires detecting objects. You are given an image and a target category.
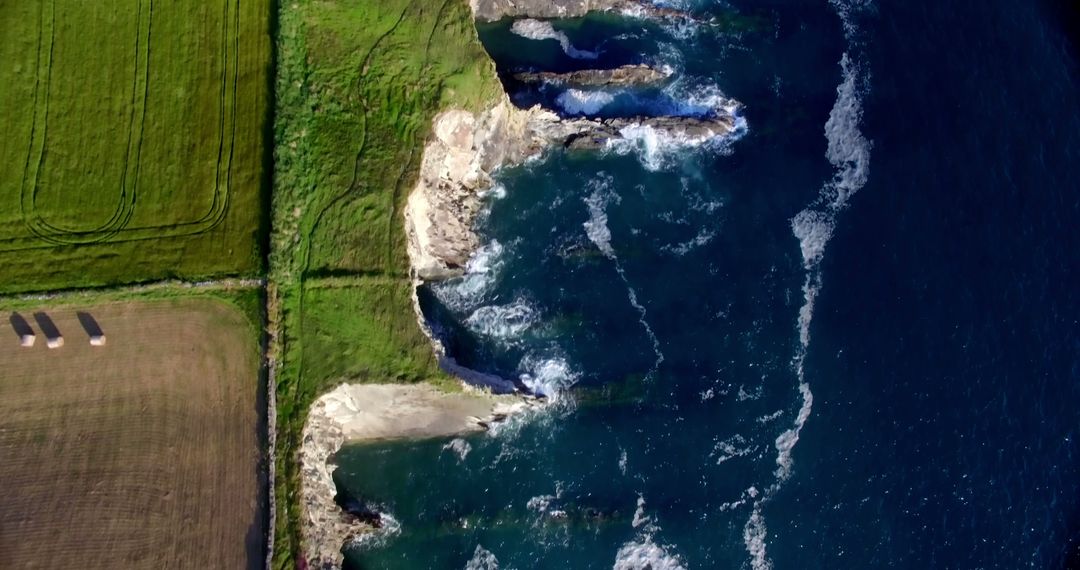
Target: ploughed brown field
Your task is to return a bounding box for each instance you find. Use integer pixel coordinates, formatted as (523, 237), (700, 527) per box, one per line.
(0, 298), (264, 569)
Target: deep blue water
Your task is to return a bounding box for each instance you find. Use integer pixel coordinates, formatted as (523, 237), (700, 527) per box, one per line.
(335, 1), (1080, 568)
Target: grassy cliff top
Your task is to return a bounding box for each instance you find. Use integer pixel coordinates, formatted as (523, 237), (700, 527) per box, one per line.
(270, 1), (502, 567)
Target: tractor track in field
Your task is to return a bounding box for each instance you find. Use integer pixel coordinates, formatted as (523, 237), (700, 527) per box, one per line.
(6, 0), (243, 252)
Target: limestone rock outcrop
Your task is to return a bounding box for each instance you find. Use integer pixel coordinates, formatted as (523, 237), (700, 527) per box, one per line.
(513, 64), (672, 88)
(404, 100), (738, 279)
(470, 0), (688, 22)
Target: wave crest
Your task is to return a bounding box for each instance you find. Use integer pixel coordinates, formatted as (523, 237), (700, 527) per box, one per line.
(511, 19), (598, 59)
(465, 300), (539, 340)
(613, 537), (687, 570)
(557, 89), (616, 115)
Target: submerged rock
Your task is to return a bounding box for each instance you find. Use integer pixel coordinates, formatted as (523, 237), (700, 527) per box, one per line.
(513, 64), (672, 88)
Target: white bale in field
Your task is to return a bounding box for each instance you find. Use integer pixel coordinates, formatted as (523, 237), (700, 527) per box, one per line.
(20, 334), (35, 347)
(46, 336), (64, 349)
(90, 334), (106, 347)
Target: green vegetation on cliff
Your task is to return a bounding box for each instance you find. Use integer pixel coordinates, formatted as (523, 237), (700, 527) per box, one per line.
(269, 0), (501, 566)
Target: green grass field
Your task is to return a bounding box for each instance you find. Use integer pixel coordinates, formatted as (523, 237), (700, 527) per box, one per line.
(0, 1), (271, 293)
(269, 0), (500, 566)
(1, 0), (503, 566)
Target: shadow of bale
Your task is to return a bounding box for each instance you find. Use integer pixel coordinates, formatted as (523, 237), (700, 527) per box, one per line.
(76, 312), (104, 338)
(32, 312), (61, 340)
(9, 313), (33, 339)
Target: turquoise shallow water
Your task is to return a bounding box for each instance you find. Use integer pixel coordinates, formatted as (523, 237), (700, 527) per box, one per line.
(335, 1), (1080, 568)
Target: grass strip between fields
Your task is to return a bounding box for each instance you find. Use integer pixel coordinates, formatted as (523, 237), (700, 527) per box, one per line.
(268, 0), (501, 566)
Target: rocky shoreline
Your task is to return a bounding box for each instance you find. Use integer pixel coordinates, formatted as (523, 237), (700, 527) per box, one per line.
(299, 1), (741, 567)
(403, 99), (738, 278)
(470, 0), (691, 22)
(513, 64), (672, 88)
(300, 384), (539, 569)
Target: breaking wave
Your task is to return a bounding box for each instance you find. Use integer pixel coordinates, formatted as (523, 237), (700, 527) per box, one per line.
(465, 300), (539, 340)
(432, 240), (507, 313)
(613, 537), (687, 570)
(519, 354), (578, 398)
(465, 545), (501, 570)
(511, 19), (598, 59)
(557, 89), (616, 115)
(442, 438), (472, 462)
(608, 112), (747, 171)
(348, 511), (402, 550)
(601, 83), (748, 171)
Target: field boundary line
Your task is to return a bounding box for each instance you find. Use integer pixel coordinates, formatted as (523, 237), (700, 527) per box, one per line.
(0, 278), (265, 303)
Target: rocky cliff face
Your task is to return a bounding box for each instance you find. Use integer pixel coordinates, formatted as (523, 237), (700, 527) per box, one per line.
(469, 0), (687, 22)
(300, 384), (539, 570)
(513, 64), (672, 88)
(404, 100), (738, 280)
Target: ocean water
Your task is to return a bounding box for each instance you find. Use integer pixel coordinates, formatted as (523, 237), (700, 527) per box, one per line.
(335, 1), (1080, 568)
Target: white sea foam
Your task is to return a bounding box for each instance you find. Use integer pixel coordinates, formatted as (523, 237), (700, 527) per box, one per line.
(583, 181), (619, 257)
(712, 434), (755, 465)
(527, 494), (555, 514)
(773, 380), (814, 482)
(442, 438), (472, 462)
(433, 240), (506, 312)
(465, 545), (500, 570)
(824, 54), (872, 208)
(741, 9), (874, 561)
(632, 495), (651, 529)
(791, 209), (834, 269)
(829, 0), (874, 38)
(348, 511), (402, 550)
(519, 355), (578, 398)
(756, 409), (785, 424)
(586, 80), (747, 170)
(718, 486), (760, 512)
(613, 537), (687, 570)
(465, 300), (539, 340)
(511, 19), (597, 59)
(777, 51), (871, 483)
(743, 505), (772, 570)
(664, 227), (715, 256)
(479, 183), (507, 201)
(661, 80), (738, 117)
(608, 112), (748, 172)
(556, 89), (615, 115)
(584, 178), (665, 372)
(618, 449), (629, 474)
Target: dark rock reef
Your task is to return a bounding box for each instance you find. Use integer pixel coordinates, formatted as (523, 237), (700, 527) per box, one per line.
(470, 0), (690, 22)
(513, 64), (672, 88)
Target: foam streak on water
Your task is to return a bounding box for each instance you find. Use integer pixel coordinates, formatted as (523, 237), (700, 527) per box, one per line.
(613, 536), (687, 570)
(584, 177), (666, 374)
(741, 3), (873, 563)
(511, 19), (598, 59)
(556, 89), (616, 115)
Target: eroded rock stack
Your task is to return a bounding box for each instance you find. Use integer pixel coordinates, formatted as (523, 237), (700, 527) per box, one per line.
(469, 0), (690, 22)
(513, 64), (673, 88)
